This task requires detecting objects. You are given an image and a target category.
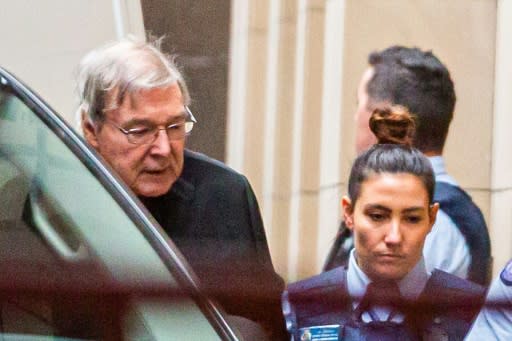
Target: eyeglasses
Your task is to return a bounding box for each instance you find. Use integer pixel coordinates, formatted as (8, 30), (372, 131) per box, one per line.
(104, 106), (197, 145)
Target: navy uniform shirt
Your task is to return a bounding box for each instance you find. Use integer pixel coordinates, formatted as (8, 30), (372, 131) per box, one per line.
(284, 248), (484, 341)
(423, 156), (470, 278)
(347, 249), (430, 323)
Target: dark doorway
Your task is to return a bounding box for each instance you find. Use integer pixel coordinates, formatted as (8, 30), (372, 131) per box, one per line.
(141, 0), (231, 162)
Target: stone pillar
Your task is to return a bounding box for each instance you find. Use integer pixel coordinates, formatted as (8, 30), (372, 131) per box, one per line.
(287, 0), (345, 280)
(491, 0), (512, 273)
(228, 0), (346, 280)
(265, 0), (300, 276)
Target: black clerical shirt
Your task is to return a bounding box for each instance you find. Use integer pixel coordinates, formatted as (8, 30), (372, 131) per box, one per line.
(141, 149), (286, 339)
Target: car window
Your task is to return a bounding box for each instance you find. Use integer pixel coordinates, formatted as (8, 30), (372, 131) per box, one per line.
(0, 70), (232, 340)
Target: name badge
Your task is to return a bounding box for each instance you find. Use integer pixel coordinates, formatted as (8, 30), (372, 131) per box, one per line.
(299, 324), (340, 341)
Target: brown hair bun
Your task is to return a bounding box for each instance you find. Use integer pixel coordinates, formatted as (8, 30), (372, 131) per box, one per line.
(369, 105), (415, 146)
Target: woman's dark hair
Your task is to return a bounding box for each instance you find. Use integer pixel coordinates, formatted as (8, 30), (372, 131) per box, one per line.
(347, 105), (435, 205)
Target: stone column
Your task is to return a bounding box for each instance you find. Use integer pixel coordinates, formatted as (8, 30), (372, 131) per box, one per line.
(228, 0), (346, 280)
(490, 0), (512, 273)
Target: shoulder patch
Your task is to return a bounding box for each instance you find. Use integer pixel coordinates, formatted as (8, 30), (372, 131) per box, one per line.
(500, 259), (512, 286)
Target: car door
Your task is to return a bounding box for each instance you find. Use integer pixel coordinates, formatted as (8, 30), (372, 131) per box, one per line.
(0, 67), (240, 340)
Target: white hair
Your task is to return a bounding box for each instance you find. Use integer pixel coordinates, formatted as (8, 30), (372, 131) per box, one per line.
(75, 36), (190, 131)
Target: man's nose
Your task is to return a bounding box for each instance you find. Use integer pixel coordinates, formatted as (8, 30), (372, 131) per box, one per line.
(150, 129), (171, 155)
(384, 219), (402, 244)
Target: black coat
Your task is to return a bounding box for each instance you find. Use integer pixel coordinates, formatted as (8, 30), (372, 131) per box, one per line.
(142, 149), (286, 339)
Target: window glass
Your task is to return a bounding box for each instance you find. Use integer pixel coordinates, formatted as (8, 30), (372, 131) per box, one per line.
(0, 78), (221, 340)
(0, 85), (174, 287)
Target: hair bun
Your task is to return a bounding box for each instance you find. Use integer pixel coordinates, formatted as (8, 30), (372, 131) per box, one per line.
(369, 105), (415, 146)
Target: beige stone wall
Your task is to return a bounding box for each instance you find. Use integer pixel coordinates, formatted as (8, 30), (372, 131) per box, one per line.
(229, 0), (346, 280)
(229, 0), (508, 281)
(2, 0), (508, 282)
(491, 0), (512, 274)
(0, 0), (145, 123)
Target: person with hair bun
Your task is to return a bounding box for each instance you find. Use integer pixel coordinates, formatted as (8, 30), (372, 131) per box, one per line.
(324, 46), (491, 287)
(282, 106), (486, 341)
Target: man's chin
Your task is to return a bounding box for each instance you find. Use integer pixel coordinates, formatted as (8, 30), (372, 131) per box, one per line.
(131, 169), (180, 197)
(133, 181), (174, 198)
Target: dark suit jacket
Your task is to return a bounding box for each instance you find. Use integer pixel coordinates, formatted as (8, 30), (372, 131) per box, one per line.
(142, 149), (286, 339)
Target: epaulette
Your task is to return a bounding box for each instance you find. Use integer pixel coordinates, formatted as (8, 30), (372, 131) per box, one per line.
(500, 259), (512, 286)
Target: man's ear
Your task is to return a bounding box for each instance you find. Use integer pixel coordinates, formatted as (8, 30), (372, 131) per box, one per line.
(341, 196), (354, 230)
(81, 111), (100, 149)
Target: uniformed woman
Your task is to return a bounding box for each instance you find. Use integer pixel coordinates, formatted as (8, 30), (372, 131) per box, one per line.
(282, 106), (486, 341)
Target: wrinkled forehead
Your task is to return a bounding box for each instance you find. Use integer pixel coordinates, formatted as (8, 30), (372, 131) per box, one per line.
(103, 83), (183, 112)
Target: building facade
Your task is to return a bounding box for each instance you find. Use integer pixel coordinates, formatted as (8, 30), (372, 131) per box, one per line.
(2, 0), (511, 281)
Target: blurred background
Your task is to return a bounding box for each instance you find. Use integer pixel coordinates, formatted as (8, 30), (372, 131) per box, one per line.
(1, 0), (511, 282)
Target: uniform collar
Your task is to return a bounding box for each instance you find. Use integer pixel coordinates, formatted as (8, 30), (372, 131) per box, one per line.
(347, 249), (431, 304)
(428, 155), (458, 186)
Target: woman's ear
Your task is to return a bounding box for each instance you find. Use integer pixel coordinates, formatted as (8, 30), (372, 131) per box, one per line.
(81, 111), (100, 149)
(428, 202), (439, 232)
(341, 196), (354, 230)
